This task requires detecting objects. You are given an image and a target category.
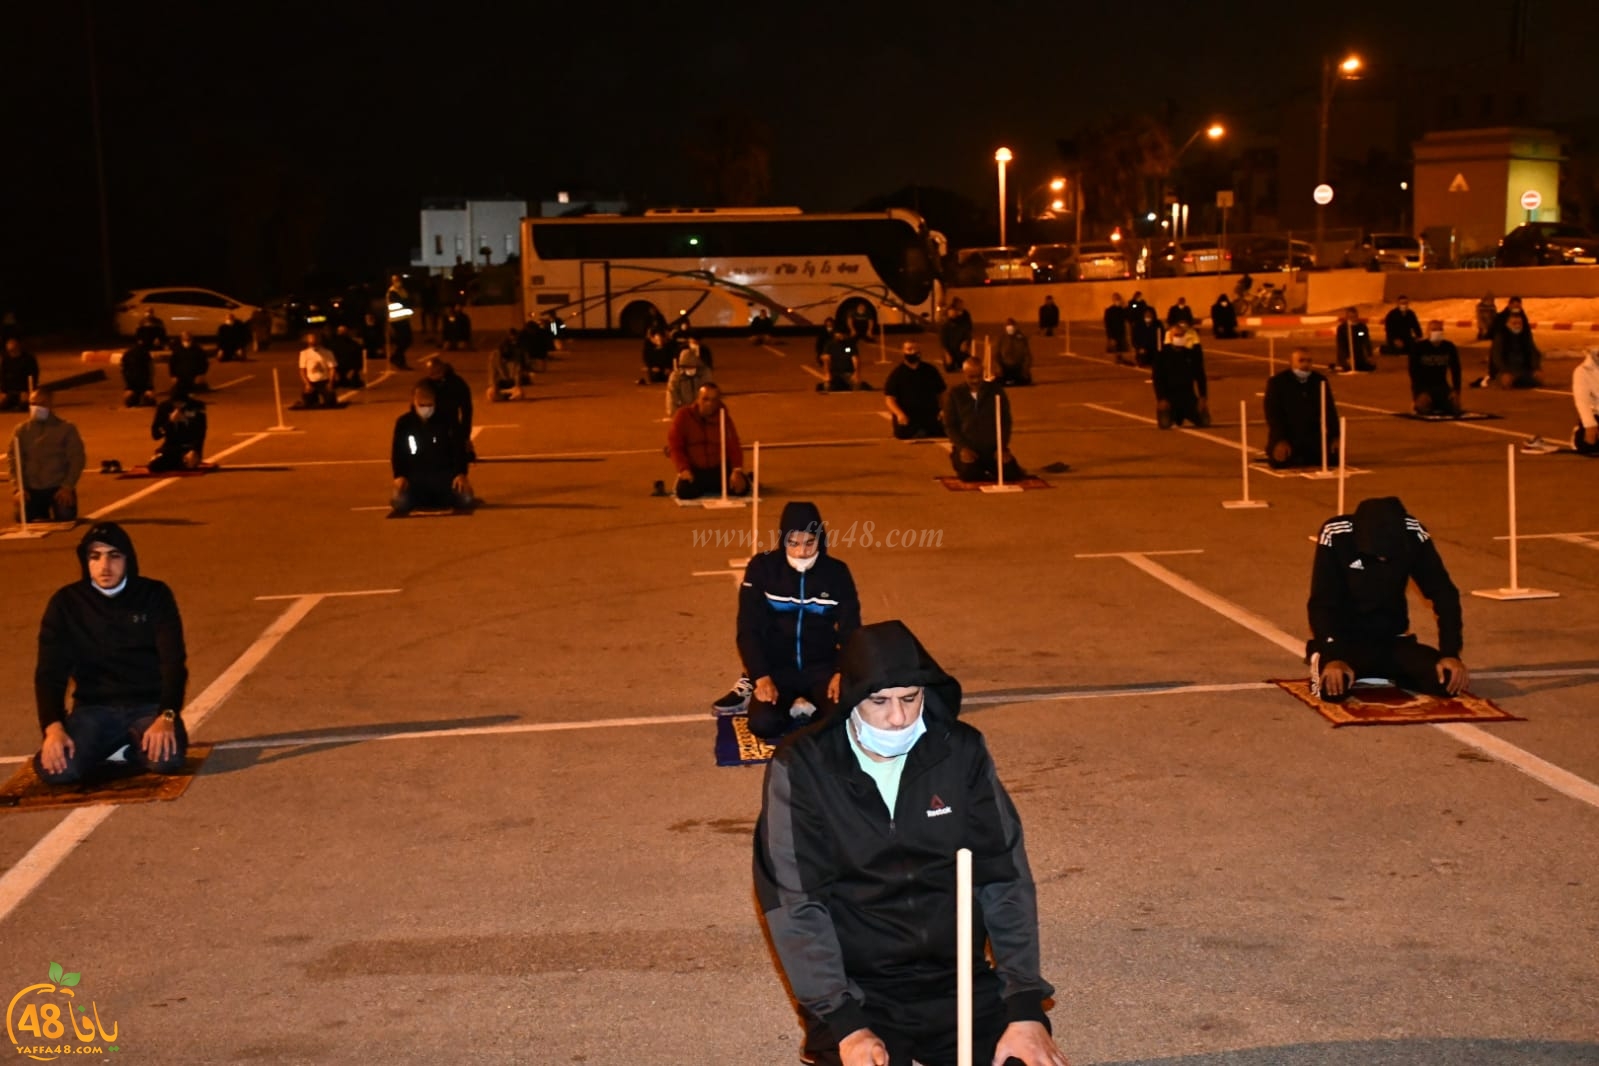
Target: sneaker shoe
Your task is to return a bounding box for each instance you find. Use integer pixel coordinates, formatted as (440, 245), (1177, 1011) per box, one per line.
(790, 697), (817, 720)
(713, 675), (754, 714)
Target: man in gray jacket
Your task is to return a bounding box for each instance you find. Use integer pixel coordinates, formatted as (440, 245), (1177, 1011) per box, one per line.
(8, 389), (85, 522)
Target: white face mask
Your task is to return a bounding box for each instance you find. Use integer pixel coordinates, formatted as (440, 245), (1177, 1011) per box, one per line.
(850, 706), (926, 758)
(1292, 368), (1312, 382)
(1430, 331), (1445, 343)
(92, 576), (128, 598)
(786, 551), (818, 573)
(415, 405), (435, 420)
(29, 406), (49, 422)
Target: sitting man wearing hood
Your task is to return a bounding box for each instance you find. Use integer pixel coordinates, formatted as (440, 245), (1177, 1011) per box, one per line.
(1309, 496), (1469, 702)
(33, 522), (189, 785)
(755, 620), (1072, 1066)
(734, 501), (861, 739)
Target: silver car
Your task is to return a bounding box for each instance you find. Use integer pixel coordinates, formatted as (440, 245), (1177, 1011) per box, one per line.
(1343, 233), (1433, 271)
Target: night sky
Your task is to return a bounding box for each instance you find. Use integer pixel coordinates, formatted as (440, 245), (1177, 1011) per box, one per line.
(7, 0), (1598, 329)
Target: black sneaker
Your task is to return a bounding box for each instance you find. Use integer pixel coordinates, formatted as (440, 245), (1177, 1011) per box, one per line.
(713, 675), (754, 714)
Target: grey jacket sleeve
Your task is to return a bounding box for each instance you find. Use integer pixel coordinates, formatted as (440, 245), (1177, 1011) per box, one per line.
(753, 755), (871, 1042)
(966, 732), (1055, 1026)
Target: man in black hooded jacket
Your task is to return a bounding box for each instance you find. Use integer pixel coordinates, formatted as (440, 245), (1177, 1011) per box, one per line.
(33, 522), (189, 784)
(734, 501), (861, 739)
(755, 620), (1070, 1066)
(1308, 496), (1469, 701)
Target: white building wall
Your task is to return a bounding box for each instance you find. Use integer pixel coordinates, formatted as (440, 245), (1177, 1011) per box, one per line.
(415, 200), (527, 269)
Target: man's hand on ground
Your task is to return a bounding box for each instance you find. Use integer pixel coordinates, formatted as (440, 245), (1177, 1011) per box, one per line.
(393, 477), (408, 491)
(451, 475), (471, 495)
(1437, 657), (1470, 695)
(676, 469), (692, 482)
(1320, 660), (1355, 697)
(729, 469), (749, 494)
(838, 1027), (889, 1066)
(993, 1020), (1071, 1066)
(54, 486), (77, 509)
(754, 676), (778, 704)
(827, 673), (841, 702)
(958, 448), (978, 464)
(141, 717), (178, 763)
(40, 723), (74, 775)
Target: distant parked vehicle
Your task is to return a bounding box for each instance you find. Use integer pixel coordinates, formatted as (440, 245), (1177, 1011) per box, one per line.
(1150, 239), (1232, 276)
(1026, 243), (1074, 282)
(1232, 237), (1317, 272)
(955, 247), (1033, 285)
(1343, 232), (1433, 271)
(114, 287), (263, 338)
(1496, 222), (1598, 267)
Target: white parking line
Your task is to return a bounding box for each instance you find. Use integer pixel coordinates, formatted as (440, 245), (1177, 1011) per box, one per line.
(1083, 549), (1599, 811)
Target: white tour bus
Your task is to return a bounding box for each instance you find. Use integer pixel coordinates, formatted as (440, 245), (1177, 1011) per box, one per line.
(519, 207), (944, 335)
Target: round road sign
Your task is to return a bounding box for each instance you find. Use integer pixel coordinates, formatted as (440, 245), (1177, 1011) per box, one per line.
(1520, 189), (1542, 211)
(1313, 184), (1334, 206)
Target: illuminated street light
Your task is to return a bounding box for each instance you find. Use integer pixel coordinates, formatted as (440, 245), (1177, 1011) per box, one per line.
(995, 147), (1013, 246)
(1317, 52), (1365, 249)
(1051, 199), (1066, 212)
(1049, 177), (1066, 192)
(1207, 124), (1225, 140)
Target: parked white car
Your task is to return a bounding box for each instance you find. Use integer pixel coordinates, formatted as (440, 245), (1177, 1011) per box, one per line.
(114, 287), (263, 337)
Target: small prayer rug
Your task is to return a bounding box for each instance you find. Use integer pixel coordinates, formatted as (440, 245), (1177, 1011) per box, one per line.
(1273, 679), (1523, 727)
(0, 744), (213, 812)
(935, 476), (1053, 492)
(1393, 411), (1501, 422)
(715, 714), (775, 767)
(118, 463), (220, 479)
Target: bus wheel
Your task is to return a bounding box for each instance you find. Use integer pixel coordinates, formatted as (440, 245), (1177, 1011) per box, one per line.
(837, 298), (877, 332)
(619, 301), (660, 337)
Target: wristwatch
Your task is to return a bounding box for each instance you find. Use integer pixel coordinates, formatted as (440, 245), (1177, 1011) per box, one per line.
(160, 709), (176, 723)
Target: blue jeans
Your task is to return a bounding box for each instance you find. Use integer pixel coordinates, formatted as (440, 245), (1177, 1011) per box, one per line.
(34, 703), (188, 785)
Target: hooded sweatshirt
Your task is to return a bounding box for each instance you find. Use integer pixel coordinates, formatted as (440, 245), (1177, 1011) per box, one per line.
(754, 621), (1054, 1043)
(35, 522), (188, 730)
(665, 349), (712, 418)
(1308, 497), (1463, 658)
(737, 502), (860, 682)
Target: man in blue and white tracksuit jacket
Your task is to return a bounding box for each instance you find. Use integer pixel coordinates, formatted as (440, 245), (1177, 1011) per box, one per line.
(738, 501), (861, 739)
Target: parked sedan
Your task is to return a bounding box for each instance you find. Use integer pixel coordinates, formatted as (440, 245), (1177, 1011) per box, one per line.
(1343, 233), (1433, 271)
(1497, 223), (1599, 267)
(1232, 237), (1316, 272)
(114, 287), (262, 337)
(1151, 239), (1232, 276)
(1027, 243), (1075, 282)
(955, 247), (1033, 285)
(1068, 241), (1133, 280)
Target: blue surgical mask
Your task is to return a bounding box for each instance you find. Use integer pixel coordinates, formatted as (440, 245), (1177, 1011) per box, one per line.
(30, 406), (49, 422)
(850, 707), (926, 758)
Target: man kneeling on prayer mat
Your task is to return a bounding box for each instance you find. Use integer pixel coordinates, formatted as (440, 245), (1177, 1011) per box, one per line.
(148, 385), (208, 471)
(1308, 496), (1468, 702)
(943, 357), (1024, 483)
(391, 381), (474, 514)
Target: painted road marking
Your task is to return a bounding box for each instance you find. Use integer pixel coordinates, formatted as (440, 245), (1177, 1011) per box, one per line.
(1083, 550), (1599, 811)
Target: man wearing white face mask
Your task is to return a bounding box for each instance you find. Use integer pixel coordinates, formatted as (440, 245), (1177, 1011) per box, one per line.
(734, 501), (860, 739)
(8, 388), (85, 522)
(1264, 348), (1340, 468)
(995, 317), (1033, 386)
(1407, 321), (1462, 417)
(1572, 347), (1599, 456)
(33, 522), (189, 785)
(390, 382), (474, 514)
(755, 620), (1071, 1066)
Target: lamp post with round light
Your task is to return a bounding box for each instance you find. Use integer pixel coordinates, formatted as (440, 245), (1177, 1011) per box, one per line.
(1164, 124), (1224, 238)
(1316, 54), (1363, 252)
(995, 147), (1013, 247)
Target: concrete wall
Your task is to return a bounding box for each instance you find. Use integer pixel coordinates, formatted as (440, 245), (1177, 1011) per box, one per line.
(1382, 265), (1599, 302)
(947, 273), (1305, 324)
(1305, 270), (1388, 313)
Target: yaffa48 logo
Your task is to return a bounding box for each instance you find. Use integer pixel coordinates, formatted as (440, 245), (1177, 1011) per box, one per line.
(6, 962), (121, 1061)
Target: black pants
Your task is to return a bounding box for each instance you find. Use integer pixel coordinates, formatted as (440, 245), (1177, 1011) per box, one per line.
(1157, 394), (1209, 428)
(675, 466), (749, 500)
(1266, 436), (1338, 469)
(746, 667), (836, 739)
(804, 972), (1019, 1066)
(1573, 426), (1599, 456)
(300, 381), (339, 407)
(892, 415), (944, 440)
(148, 446), (201, 472)
(19, 487), (76, 522)
(1414, 387), (1461, 417)
(1316, 634), (1448, 702)
(951, 450), (1024, 483)
(34, 703), (188, 785)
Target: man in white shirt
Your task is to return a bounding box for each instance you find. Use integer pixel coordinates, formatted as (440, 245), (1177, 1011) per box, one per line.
(1573, 347), (1599, 456)
(295, 332), (341, 409)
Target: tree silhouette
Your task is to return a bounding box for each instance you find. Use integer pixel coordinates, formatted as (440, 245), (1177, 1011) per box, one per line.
(1059, 114), (1175, 237)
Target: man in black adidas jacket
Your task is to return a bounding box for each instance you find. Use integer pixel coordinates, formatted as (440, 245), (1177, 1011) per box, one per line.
(755, 621), (1069, 1066)
(736, 501), (861, 739)
(34, 522), (189, 784)
(1309, 496), (1469, 701)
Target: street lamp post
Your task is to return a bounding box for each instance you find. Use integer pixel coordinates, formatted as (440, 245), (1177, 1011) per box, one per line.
(1162, 124), (1224, 242)
(1316, 54), (1362, 252)
(995, 147), (1013, 247)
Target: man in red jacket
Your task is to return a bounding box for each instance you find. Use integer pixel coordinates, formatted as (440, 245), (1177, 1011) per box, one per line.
(667, 384), (750, 500)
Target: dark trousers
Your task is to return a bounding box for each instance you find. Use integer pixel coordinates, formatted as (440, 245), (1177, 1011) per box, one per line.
(34, 703), (188, 785)
(1574, 426), (1599, 456)
(804, 973), (1018, 1066)
(747, 667), (836, 739)
(148, 446), (201, 472)
(675, 466), (749, 500)
(300, 380), (338, 407)
(951, 450), (1024, 483)
(1157, 394), (1209, 428)
(19, 487), (76, 522)
(892, 415), (944, 440)
(1414, 388), (1462, 417)
(393, 478), (471, 514)
(1317, 635), (1449, 702)
(1266, 436), (1338, 469)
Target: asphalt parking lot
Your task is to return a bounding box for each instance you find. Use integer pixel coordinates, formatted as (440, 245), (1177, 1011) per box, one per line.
(1, 324), (1595, 1065)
